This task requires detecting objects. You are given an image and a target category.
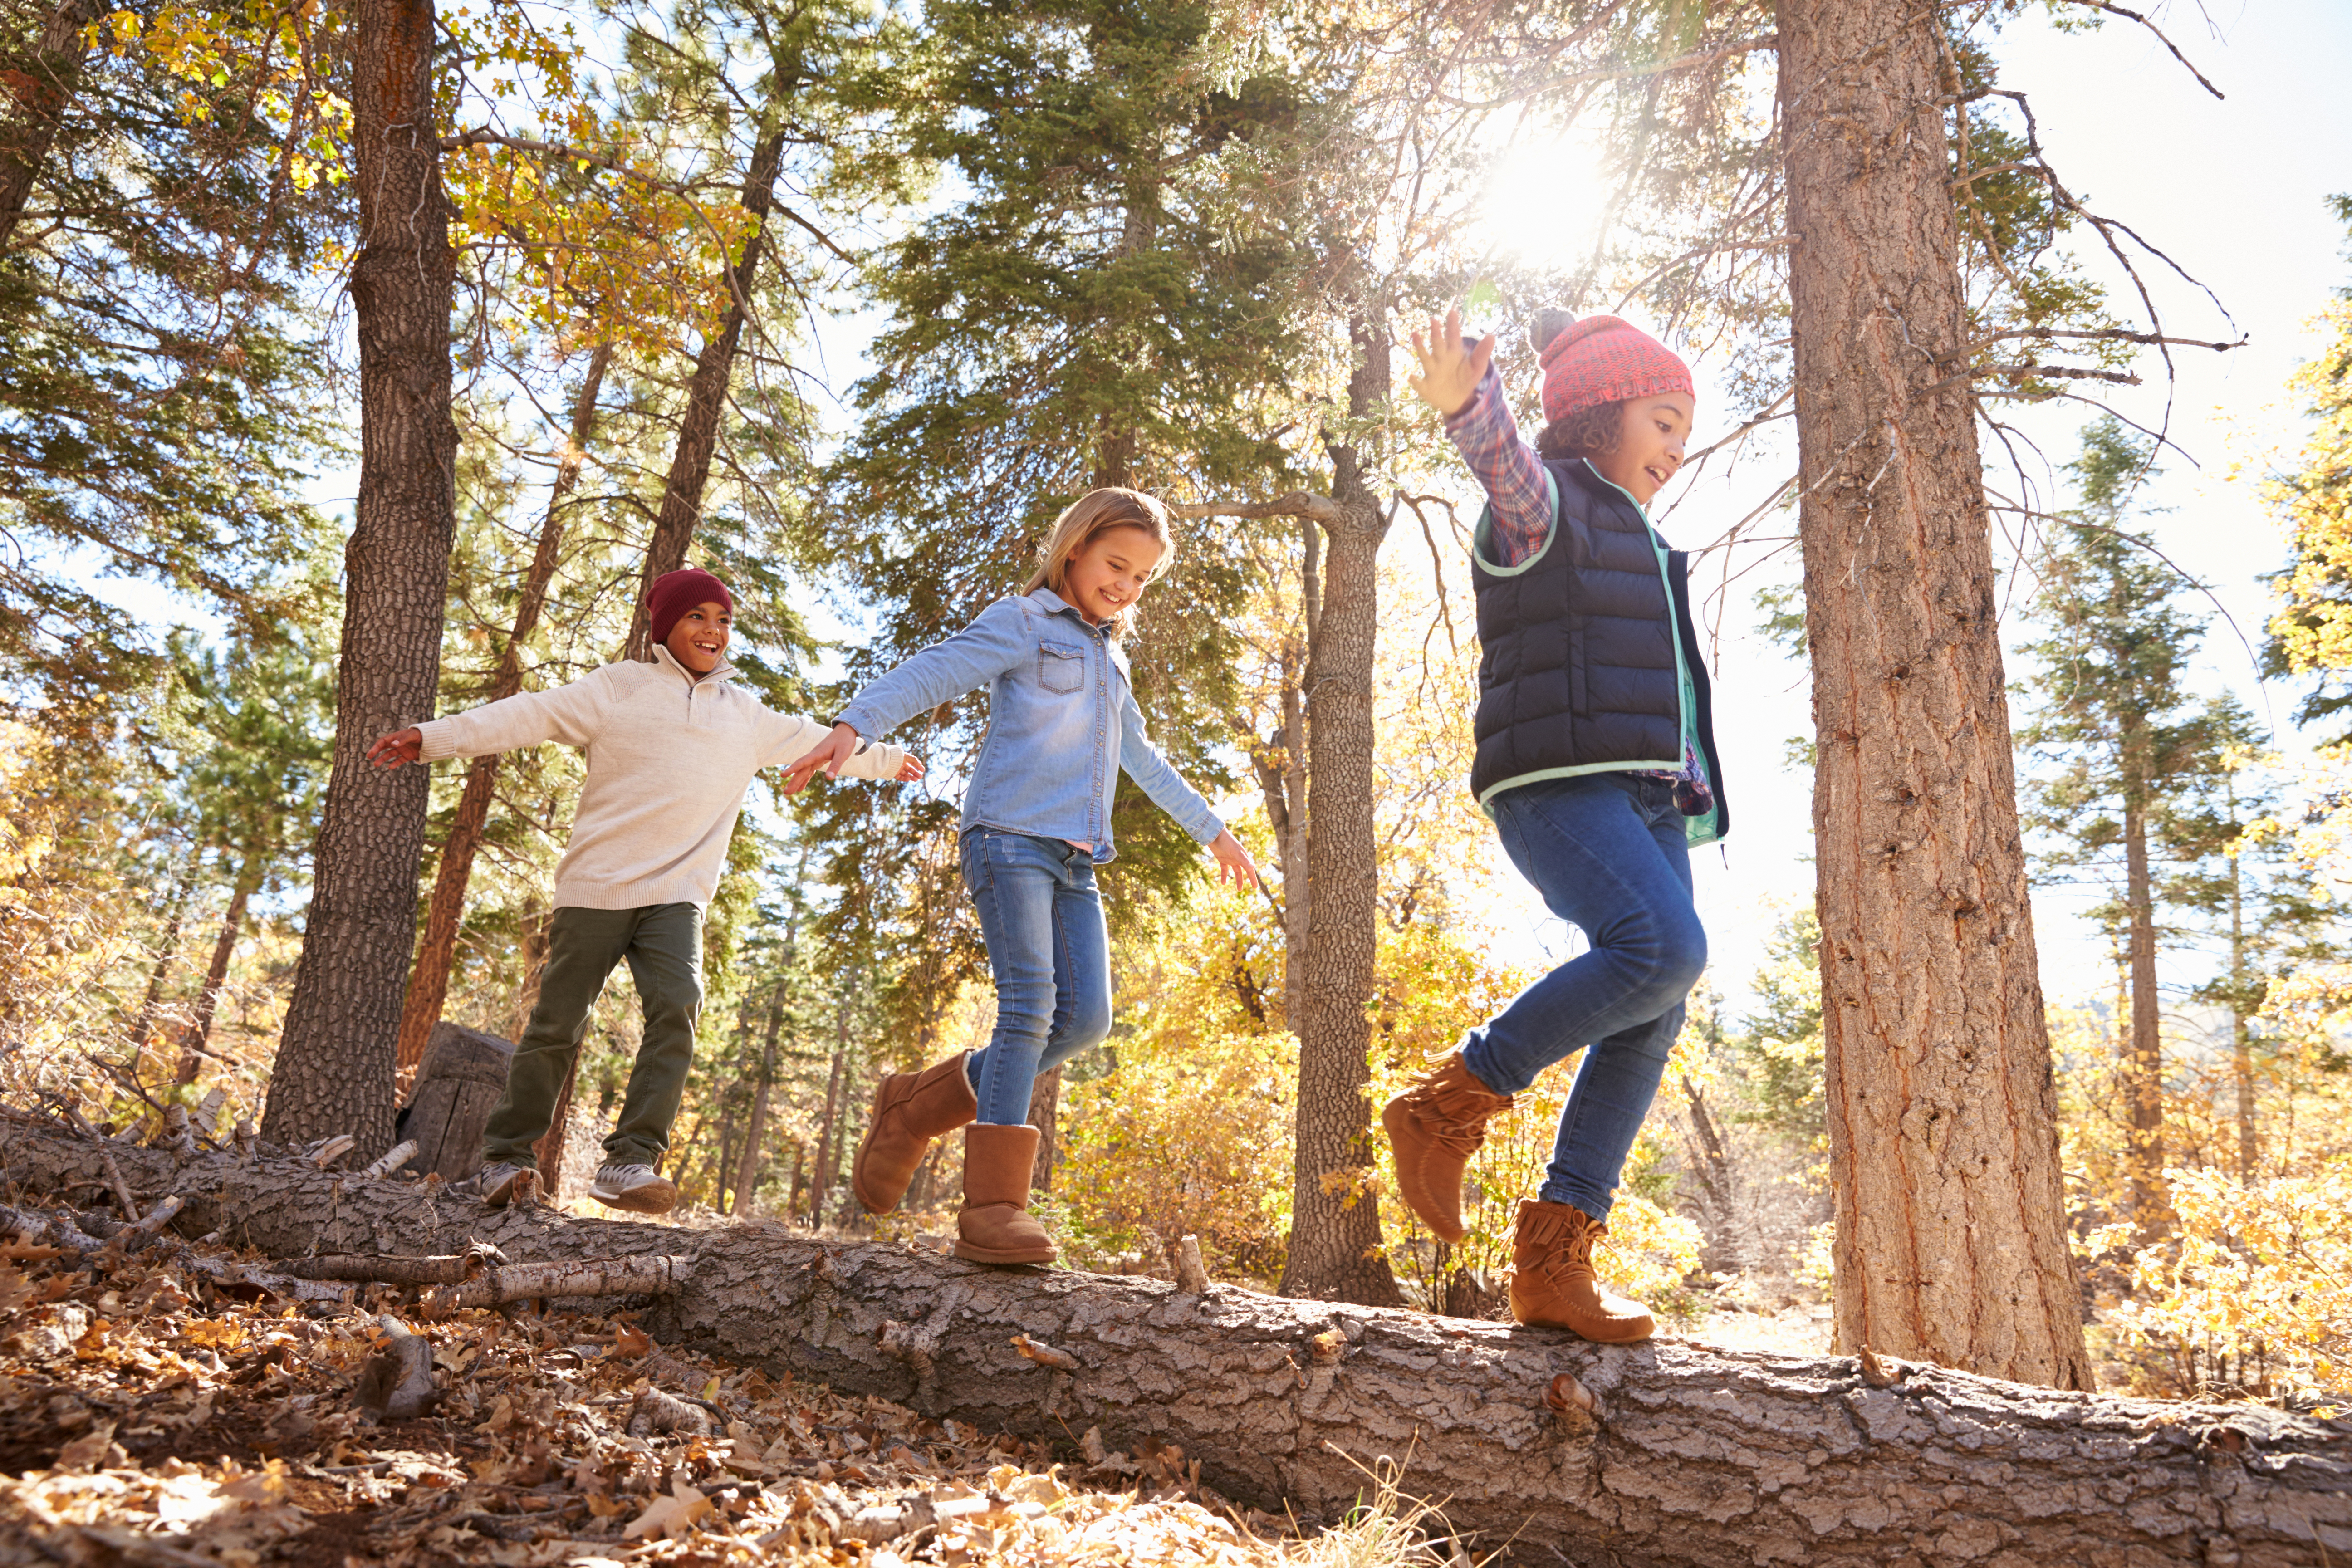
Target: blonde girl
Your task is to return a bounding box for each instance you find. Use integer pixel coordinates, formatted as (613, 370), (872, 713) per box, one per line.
(784, 488), (1257, 1264)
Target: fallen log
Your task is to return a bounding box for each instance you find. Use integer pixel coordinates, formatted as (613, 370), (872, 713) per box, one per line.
(2, 1109), (2347, 1566)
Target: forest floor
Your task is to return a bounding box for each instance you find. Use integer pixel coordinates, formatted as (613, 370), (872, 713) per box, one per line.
(0, 1218), (1465, 1568)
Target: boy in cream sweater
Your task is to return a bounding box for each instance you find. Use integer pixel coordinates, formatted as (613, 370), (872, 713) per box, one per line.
(368, 568), (921, 1213)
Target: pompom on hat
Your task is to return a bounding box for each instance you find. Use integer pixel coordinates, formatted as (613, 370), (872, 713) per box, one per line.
(1530, 308), (1694, 426)
(647, 567), (735, 647)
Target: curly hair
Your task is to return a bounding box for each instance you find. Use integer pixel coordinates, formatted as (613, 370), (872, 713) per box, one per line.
(1535, 398), (1627, 461)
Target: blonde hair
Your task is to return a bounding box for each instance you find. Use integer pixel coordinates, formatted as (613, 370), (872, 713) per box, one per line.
(1022, 486), (1175, 637)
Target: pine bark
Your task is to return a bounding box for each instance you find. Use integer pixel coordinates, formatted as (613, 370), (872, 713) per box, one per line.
(179, 848), (262, 1079)
(1775, 0), (2090, 1386)
(1277, 319), (1402, 1308)
(7, 1115), (2347, 1568)
(620, 130), (788, 663)
(2122, 793), (2168, 1229)
(394, 347), (612, 1081)
(0, 0), (103, 248)
(129, 868), (193, 1058)
(262, 0), (456, 1158)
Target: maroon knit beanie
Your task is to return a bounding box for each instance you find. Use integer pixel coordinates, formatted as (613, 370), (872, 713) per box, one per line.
(1536, 312), (1695, 426)
(647, 568), (735, 646)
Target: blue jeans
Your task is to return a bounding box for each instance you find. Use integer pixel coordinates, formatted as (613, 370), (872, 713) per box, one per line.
(961, 828), (1114, 1125)
(1461, 774), (1707, 1219)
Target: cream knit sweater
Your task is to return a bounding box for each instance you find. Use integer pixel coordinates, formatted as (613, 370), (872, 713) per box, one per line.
(415, 647), (906, 911)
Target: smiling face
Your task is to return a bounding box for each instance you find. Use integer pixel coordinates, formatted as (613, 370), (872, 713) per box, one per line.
(1590, 391), (1696, 505)
(1059, 525), (1167, 625)
(663, 600), (732, 677)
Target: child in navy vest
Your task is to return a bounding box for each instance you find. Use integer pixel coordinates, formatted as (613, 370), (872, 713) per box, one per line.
(1387, 306), (1731, 1342)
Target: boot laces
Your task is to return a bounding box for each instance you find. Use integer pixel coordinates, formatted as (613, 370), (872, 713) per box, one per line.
(1407, 1078), (1508, 1156)
(1533, 1216), (1603, 1287)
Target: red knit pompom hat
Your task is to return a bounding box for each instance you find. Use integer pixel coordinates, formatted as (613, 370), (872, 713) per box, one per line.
(647, 568), (735, 646)
(1537, 313), (1695, 426)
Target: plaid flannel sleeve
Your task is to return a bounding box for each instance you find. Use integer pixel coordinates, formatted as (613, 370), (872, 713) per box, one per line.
(1443, 356), (1553, 567)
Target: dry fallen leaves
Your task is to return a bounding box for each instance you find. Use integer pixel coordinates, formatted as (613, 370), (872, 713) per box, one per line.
(0, 1207), (1459, 1568)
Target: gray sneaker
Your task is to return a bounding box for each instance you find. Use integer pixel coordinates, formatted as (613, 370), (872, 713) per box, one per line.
(589, 1162), (676, 1215)
(473, 1161), (538, 1209)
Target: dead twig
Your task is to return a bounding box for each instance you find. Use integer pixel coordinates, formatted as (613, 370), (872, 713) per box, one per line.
(423, 1254), (690, 1315)
(356, 1139), (418, 1181)
(284, 1242), (505, 1285)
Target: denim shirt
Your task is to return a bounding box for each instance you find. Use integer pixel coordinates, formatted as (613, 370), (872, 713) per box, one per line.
(836, 589), (1224, 864)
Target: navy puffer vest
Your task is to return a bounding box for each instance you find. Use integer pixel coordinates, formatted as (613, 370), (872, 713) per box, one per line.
(1469, 458), (1730, 843)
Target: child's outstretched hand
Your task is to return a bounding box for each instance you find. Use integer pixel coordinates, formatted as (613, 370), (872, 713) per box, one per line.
(781, 723), (862, 795)
(1208, 828), (1259, 890)
(895, 752), (926, 783)
(368, 727), (423, 769)
(1407, 305), (1496, 420)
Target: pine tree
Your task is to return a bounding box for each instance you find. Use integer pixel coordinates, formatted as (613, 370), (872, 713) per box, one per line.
(2018, 418), (2250, 1236)
(804, 0), (1313, 1047)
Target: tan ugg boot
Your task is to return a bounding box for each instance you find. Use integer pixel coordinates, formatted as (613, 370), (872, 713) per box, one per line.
(853, 1052), (977, 1215)
(1509, 1198), (1655, 1343)
(954, 1123), (1056, 1265)
(1381, 1054), (1514, 1243)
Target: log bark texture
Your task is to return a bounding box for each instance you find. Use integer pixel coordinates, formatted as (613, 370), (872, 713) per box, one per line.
(264, 0), (457, 1158)
(1774, 0), (2090, 1385)
(8, 1116), (2341, 1566)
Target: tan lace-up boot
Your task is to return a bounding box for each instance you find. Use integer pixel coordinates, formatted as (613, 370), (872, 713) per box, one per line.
(1381, 1054), (1514, 1243)
(954, 1123), (1056, 1265)
(853, 1052), (977, 1215)
(1509, 1197), (1656, 1343)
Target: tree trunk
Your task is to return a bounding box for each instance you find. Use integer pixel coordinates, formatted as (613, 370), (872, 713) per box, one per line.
(620, 131), (788, 663)
(395, 345), (613, 1081)
(812, 1046), (845, 1225)
(177, 849), (263, 1082)
(2122, 792), (2167, 1232)
(130, 866), (193, 1059)
(10, 1117), (2346, 1568)
(1026, 1066), (1061, 1191)
(263, 0), (456, 1159)
(508, 895), (552, 1043)
(1775, 0), (2091, 1387)
(1278, 318), (1402, 1308)
(732, 995), (784, 1215)
(533, 1053), (579, 1194)
(0, 0), (104, 249)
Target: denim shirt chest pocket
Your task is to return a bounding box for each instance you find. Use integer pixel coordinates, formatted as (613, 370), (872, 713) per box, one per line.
(1038, 637), (1088, 695)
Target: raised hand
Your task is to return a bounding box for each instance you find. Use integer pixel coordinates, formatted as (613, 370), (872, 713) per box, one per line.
(1407, 305), (1497, 420)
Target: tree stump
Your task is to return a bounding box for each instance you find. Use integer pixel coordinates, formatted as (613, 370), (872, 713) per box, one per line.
(396, 1021), (514, 1180)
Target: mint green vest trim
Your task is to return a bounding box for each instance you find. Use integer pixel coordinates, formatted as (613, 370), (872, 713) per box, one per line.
(1477, 757), (1686, 819)
(1470, 470), (1561, 577)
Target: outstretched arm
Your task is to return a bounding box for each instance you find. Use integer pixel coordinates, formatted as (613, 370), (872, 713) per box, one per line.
(1410, 306), (1554, 566)
(371, 670), (614, 769)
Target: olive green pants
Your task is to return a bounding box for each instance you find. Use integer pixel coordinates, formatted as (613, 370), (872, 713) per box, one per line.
(480, 902), (703, 1171)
